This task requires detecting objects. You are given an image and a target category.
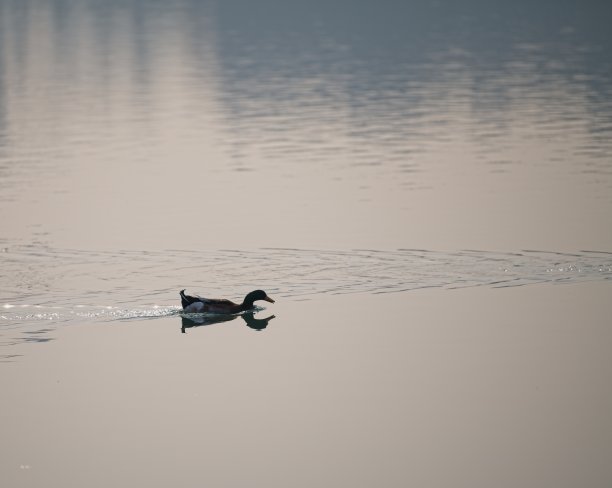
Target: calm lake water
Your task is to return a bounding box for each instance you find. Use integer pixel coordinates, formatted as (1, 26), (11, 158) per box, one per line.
(1, 1), (612, 487)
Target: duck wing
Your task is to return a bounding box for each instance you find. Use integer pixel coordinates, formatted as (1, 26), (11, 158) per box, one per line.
(180, 289), (207, 309)
(200, 298), (240, 313)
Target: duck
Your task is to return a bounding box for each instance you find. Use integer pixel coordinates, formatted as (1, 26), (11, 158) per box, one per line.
(180, 289), (275, 314)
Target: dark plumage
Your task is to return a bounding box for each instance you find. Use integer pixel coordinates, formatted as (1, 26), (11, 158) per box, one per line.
(180, 289), (275, 314)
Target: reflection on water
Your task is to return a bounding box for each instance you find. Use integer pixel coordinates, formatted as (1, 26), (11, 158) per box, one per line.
(181, 311), (275, 333)
(0, 0), (611, 250)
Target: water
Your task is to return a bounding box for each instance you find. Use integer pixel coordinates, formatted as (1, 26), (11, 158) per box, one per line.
(1, 0), (611, 251)
(1, 1), (612, 486)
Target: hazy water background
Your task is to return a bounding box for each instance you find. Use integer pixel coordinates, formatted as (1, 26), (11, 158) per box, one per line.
(1, 0), (612, 251)
(1, 1), (612, 487)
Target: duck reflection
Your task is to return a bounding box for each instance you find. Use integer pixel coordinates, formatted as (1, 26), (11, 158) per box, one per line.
(181, 312), (275, 333)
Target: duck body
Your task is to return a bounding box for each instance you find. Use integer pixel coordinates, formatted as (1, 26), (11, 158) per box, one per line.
(180, 289), (274, 314)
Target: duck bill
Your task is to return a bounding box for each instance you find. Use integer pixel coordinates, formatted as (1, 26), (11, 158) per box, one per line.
(264, 296), (275, 303)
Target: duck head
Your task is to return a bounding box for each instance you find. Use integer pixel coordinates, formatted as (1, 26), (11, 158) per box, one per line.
(243, 289), (275, 307)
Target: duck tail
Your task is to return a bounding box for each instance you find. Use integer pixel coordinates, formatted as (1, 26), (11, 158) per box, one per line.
(179, 289), (190, 308)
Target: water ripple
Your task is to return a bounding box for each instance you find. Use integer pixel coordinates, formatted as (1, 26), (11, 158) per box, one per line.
(1, 244), (610, 307)
(0, 244), (610, 351)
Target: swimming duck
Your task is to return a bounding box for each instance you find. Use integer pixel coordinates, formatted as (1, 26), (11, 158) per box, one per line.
(180, 289), (275, 314)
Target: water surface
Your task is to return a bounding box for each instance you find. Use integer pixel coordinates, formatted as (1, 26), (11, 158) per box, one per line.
(1, 0), (611, 250)
(1, 1), (612, 487)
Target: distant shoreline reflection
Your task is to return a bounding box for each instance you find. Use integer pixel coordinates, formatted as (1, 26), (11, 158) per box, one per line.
(180, 312), (276, 333)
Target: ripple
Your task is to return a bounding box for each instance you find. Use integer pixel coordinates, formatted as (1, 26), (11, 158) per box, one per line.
(1, 244), (610, 308)
(0, 243), (611, 355)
